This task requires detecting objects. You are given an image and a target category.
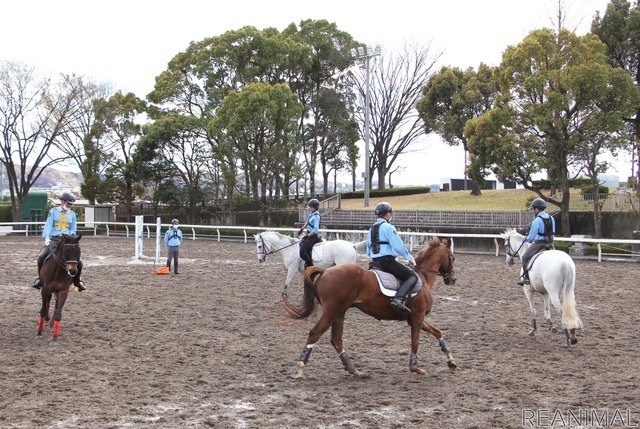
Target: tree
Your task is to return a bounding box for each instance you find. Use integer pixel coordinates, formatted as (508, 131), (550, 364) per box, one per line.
(137, 114), (212, 224)
(350, 42), (440, 190)
(284, 19), (356, 196)
(465, 28), (638, 235)
(592, 0), (640, 190)
(209, 82), (303, 225)
(0, 62), (84, 221)
(89, 91), (147, 219)
(417, 64), (498, 195)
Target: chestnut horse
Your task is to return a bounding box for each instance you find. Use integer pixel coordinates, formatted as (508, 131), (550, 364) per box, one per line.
(36, 234), (82, 346)
(283, 237), (456, 377)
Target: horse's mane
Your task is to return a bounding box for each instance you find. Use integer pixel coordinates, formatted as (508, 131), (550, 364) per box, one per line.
(500, 228), (519, 239)
(416, 237), (442, 260)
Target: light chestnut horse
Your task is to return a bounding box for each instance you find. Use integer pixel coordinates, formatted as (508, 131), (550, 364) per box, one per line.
(283, 237), (456, 378)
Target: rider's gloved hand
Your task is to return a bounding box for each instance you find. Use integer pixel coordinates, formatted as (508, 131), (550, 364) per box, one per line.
(44, 237), (51, 246)
(408, 257), (416, 267)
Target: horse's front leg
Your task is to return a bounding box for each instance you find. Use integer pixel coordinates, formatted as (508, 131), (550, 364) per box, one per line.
(49, 289), (69, 346)
(524, 287), (537, 336)
(279, 267), (299, 302)
(330, 313), (364, 377)
(421, 320), (457, 370)
(36, 289), (52, 339)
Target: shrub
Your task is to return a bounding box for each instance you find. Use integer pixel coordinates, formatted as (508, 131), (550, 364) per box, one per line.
(341, 186), (430, 200)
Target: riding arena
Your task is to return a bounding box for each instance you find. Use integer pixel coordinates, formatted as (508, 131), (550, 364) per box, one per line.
(1, 233), (638, 428)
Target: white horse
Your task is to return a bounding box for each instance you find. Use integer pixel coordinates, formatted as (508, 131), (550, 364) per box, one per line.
(500, 228), (582, 347)
(255, 231), (364, 298)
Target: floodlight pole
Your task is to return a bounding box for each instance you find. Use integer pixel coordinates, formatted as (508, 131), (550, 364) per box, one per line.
(351, 45), (380, 208)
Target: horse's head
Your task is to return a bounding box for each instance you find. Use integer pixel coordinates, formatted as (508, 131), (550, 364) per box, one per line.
(500, 229), (524, 266)
(415, 237), (456, 286)
(60, 233), (82, 277)
(254, 233), (268, 263)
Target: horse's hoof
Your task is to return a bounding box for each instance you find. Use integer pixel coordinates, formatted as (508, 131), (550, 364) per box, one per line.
(447, 360), (458, 370)
(570, 337), (578, 345)
(353, 370), (368, 378)
(35, 333), (43, 339)
(49, 339), (59, 347)
(410, 366), (426, 375)
(528, 330), (536, 337)
(551, 327), (558, 334)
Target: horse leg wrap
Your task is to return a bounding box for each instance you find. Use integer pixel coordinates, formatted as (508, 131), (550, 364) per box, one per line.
(409, 354), (418, 367)
(37, 317), (45, 333)
(339, 352), (356, 374)
(438, 338), (451, 353)
(53, 321), (61, 338)
(299, 345), (314, 364)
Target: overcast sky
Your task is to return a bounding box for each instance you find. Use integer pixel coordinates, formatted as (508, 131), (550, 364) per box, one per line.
(3, 0), (629, 186)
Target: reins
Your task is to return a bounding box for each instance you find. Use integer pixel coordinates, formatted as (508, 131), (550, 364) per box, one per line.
(50, 243), (80, 273)
(258, 234), (301, 257)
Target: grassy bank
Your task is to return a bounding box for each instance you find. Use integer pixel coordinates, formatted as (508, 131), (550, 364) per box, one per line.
(339, 189), (541, 211)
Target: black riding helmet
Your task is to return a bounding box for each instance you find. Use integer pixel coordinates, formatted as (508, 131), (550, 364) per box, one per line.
(529, 198), (547, 210)
(374, 202), (393, 217)
(60, 192), (76, 203)
(308, 199), (320, 209)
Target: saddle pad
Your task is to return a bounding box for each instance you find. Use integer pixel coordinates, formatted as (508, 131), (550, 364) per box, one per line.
(372, 269), (423, 298)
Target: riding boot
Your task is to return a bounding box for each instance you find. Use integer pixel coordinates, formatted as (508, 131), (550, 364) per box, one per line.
(73, 261), (87, 291)
(390, 276), (417, 316)
(32, 250), (48, 289)
(517, 271), (530, 286)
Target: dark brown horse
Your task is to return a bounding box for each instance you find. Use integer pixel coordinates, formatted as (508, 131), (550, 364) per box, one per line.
(36, 234), (82, 346)
(283, 237), (456, 377)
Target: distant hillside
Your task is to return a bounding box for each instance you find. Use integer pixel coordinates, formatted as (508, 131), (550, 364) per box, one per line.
(0, 166), (82, 192)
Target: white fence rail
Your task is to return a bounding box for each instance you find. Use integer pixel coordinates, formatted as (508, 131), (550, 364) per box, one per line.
(2, 221), (638, 263)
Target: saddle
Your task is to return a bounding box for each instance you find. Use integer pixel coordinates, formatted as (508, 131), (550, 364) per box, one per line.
(368, 262), (423, 297)
(525, 246), (553, 271)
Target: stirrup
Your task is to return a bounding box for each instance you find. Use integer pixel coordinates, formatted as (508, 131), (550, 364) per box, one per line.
(390, 298), (411, 315)
(517, 277), (530, 286)
(32, 279), (42, 290)
(75, 281), (87, 292)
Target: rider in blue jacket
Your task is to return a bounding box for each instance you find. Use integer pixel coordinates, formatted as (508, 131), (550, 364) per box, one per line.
(518, 198), (555, 285)
(32, 192), (86, 291)
(367, 202), (417, 317)
(164, 219), (183, 274)
(299, 199), (321, 268)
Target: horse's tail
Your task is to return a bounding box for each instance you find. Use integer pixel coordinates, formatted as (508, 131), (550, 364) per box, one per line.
(283, 267), (325, 320)
(561, 260), (583, 330)
(353, 240), (367, 253)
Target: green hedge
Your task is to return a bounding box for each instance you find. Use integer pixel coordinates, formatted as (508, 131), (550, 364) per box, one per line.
(0, 205), (11, 222)
(341, 186), (430, 200)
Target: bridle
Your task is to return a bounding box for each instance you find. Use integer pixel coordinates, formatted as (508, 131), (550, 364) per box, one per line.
(413, 245), (455, 284)
(504, 235), (525, 265)
(51, 240), (80, 276)
(257, 233), (300, 259)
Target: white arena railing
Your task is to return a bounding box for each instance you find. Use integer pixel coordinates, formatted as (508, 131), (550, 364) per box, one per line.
(1, 220), (639, 263)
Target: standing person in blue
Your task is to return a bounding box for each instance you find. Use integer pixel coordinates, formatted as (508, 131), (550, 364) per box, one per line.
(298, 199), (321, 268)
(367, 202), (417, 317)
(32, 192), (86, 291)
(517, 198), (555, 285)
(164, 219), (183, 274)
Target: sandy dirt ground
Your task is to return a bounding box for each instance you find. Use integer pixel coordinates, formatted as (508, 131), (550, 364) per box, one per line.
(0, 235), (638, 429)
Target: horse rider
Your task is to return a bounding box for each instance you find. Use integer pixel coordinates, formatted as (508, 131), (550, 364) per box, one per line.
(517, 198), (555, 285)
(298, 198), (321, 268)
(367, 202), (417, 317)
(32, 192), (87, 291)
